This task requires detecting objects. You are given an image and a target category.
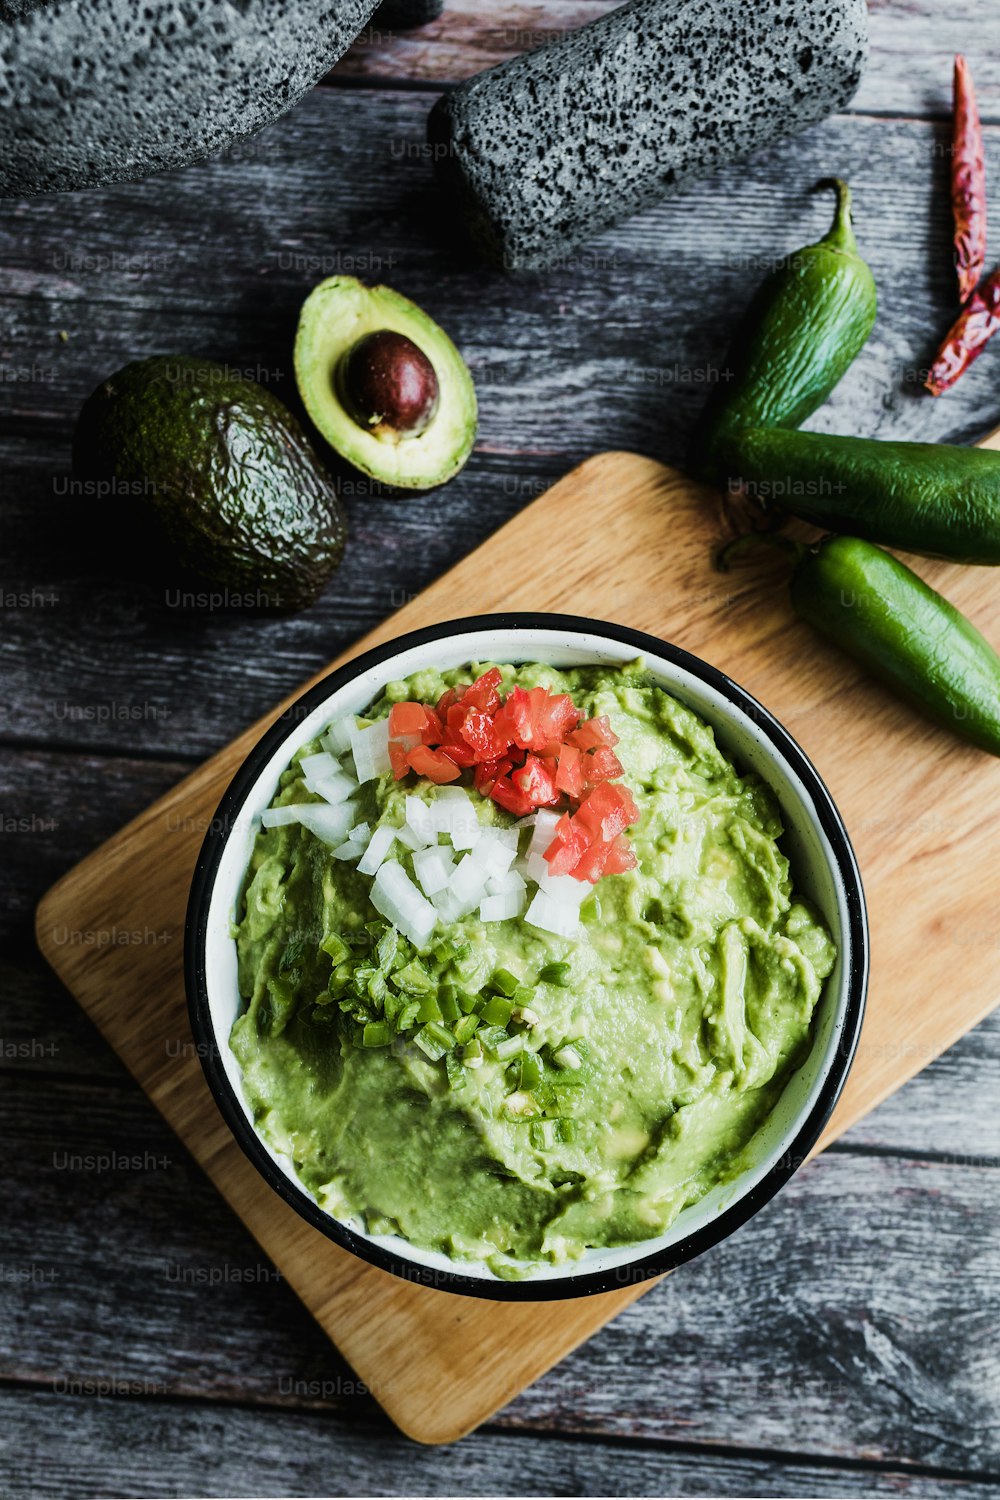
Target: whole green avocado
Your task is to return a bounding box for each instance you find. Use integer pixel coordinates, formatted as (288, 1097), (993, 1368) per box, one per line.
(73, 356), (347, 610)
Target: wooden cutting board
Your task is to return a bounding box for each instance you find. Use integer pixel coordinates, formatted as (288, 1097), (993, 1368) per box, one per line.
(35, 442), (1000, 1445)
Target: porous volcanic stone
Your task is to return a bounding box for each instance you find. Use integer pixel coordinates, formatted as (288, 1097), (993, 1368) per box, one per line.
(0, 0), (380, 196)
(428, 0), (870, 272)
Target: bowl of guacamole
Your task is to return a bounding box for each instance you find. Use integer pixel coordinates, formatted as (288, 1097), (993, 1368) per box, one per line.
(186, 615), (867, 1298)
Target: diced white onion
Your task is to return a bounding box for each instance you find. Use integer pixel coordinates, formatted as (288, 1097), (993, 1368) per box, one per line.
(299, 751), (341, 788)
(406, 790), (481, 849)
(348, 821), (371, 845)
(480, 890), (527, 922)
(371, 861), (437, 948)
(447, 853), (490, 904)
(261, 801), (358, 844)
(489, 826), (520, 851)
(394, 822), (424, 851)
(351, 719), (392, 783)
(321, 718), (355, 756)
(468, 832), (517, 879)
(449, 810), (482, 851)
(310, 769), (360, 806)
(404, 796), (437, 845)
(487, 869), (526, 896)
(521, 850), (586, 905)
(549, 878), (587, 908)
(412, 844), (454, 897)
(293, 802), (360, 847)
(525, 889), (580, 938)
(437, 788), (481, 850)
(431, 886), (481, 923)
(331, 839), (363, 862)
(513, 813), (537, 829)
(528, 808), (562, 857)
(260, 805), (302, 828)
(356, 823), (396, 876)
(541, 867), (587, 908)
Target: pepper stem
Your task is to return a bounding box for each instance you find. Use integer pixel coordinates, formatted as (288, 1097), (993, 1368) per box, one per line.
(716, 532), (808, 573)
(814, 176), (857, 255)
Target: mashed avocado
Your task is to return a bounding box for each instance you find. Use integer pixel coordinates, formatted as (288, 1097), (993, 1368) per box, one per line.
(231, 661), (835, 1275)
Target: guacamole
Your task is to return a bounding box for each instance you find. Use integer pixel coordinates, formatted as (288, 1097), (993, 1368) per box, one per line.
(231, 661), (835, 1275)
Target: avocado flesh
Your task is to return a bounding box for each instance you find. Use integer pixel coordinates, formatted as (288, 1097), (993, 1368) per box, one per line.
(294, 277), (477, 491)
(73, 357), (347, 610)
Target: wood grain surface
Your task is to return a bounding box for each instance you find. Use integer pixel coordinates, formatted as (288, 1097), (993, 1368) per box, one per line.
(332, 0), (1000, 123)
(35, 437), (1000, 1444)
(4, 1), (1000, 1492)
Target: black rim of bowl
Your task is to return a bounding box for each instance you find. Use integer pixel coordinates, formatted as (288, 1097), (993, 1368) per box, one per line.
(185, 612), (869, 1302)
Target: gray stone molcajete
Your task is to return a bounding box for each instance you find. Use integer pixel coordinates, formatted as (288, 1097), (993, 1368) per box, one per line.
(428, 0), (870, 273)
(0, 0), (381, 196)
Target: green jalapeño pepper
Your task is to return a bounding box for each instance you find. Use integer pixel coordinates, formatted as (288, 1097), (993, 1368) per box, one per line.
(723, 426), (1000, 564)
(691, 178), (877, 480)
(720, 532), (1000, 756)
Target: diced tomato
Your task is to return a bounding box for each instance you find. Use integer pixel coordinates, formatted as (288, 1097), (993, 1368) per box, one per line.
(489, 775), (536, 818)
(543, 814), (592, 875)
(378, 675), (638, 887)
(459, 707), (510, 761)
(603, 834), (638, 876)
(535, 690), (581, 743)
(388, 728), (422, 779)
(569, 714), (619, 751)
(389, 740), (412, 779)
(554, 742), (585, 797)
(389, 701), (428, 737)
(511, 753), (560, 808)
(571, 837), (612, 884)
(420, 706), (444, 744)
(407, 745), (461, 784)
(462, 667), (503, 714)
(474, 755), (513, 797)
(493, 686), (533, 749)
(437, 702), (479, 767)
(495, 685), (580, 752)
(439, 739), (477, 769)
(575, 782), (640, 841)
(584, 746), (625, 783)
(444, 702), (471, 738)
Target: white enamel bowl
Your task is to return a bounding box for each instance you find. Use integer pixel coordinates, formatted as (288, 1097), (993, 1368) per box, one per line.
(186, 615), (868, 1300)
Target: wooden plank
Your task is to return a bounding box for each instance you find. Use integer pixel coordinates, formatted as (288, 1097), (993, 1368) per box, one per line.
(841, 1011), (1000, 1154)
(34, 441), (1000, 1442)
(0, 748), (188, 942)
(2, 99), (1000, 759)
(329, 0), (1000, 125)
(1, 1058), (996, 1471)
(4, 1389), (992, 1500)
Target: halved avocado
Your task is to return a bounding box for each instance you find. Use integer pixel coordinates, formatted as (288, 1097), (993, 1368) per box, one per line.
(294, 277), (477, 491)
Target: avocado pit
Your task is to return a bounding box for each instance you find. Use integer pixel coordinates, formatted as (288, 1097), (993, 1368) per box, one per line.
(341, 329), (440, 442)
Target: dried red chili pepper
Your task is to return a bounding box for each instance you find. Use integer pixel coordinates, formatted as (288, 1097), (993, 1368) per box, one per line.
(952, 54), (987, 304)
(925, 268), (1000, 395)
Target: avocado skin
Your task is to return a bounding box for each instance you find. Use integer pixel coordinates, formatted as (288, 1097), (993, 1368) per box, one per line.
(73, 357), (347, 611)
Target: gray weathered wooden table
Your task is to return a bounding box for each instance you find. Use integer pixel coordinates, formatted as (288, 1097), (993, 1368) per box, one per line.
(1, 4), (998, 1495)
